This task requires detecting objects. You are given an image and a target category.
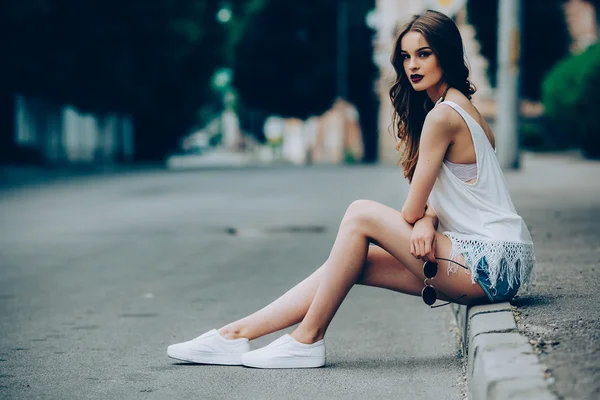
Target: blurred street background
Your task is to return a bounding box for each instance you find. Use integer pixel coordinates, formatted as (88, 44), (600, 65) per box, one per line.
(1, 0), (599, 399)
(1, 0), (598, 169)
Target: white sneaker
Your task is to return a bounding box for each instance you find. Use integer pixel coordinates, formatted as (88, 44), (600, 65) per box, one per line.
(167, 329), (250, 365)
(241, 334), (325, 369)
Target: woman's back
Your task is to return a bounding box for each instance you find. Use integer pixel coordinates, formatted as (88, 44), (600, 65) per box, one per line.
(427, 99), (535, 291)
(443, 92), (496, 168)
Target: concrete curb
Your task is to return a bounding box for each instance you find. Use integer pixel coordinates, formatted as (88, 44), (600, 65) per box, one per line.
(450, 302), (557, 400)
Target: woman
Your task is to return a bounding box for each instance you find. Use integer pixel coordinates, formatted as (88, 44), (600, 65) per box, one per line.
(167, 9), (535, 369)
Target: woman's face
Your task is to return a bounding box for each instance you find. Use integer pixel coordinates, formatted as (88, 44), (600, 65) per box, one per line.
(400, 31), (443, 92)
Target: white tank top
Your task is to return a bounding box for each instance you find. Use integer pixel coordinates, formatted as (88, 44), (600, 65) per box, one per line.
(428, 101), (535, 290)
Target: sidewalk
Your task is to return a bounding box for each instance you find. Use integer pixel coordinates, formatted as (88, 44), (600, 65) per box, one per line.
(0, 149), (285, 190)
(454, 151), (600, 400)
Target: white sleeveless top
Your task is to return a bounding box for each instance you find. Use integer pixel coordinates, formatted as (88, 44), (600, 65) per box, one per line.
(428, 101), (535, 290)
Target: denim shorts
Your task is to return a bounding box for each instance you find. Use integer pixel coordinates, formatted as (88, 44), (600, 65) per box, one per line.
(474, 257), (520, 303)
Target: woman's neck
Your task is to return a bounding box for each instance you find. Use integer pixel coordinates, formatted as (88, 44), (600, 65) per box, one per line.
(427, 83), (450, 104)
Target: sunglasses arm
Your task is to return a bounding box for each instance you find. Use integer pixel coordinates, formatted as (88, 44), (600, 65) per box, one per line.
(430, 293), (467, 308)
(435, 257), (469, 271)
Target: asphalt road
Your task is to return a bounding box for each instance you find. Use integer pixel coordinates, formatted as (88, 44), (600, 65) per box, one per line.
(0, 165), (465, 399)
(505, 153), (600, 400)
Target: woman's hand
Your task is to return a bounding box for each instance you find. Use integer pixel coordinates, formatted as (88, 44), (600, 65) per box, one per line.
(410, 216), (437, 263)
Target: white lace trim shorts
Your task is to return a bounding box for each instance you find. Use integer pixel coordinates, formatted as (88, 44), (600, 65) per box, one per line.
(443, 232), (536, 303)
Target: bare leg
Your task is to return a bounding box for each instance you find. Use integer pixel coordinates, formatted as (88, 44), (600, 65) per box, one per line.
(221, 200), (486, 343)
(290, 200), (486, 343)
(219, 268), (323, 340)
(218, 245), (424, 340)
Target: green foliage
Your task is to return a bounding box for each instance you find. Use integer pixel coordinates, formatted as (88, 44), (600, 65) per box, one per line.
(519, 116), (571, 151)
(466, 0), (569, 100)
(542, 43), (600, 158)
(519, 118), (545, 150)
(209, 132), (223, 147)
(225, 0), (268, 65)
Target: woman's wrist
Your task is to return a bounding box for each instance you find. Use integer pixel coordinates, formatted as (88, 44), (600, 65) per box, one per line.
(417, 214), (438, 229)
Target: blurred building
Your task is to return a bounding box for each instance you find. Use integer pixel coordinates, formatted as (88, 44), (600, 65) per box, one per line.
(13, 95), (133, 165)
(281, 118), (308, 165)
(310, 98), (364, 165)
(563, 0), (598, 53)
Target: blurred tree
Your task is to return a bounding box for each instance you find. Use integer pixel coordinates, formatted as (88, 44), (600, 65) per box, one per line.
(347, 1), (379, 163)
(0, 0), (377, 161)
(232, 0), (337, 119)
(232, 0), (378, 160)
(0, 0), (233, 161)
(466, 0), (569, 100)
(543, 42), (600, 158)
(225, 0), (268, 65)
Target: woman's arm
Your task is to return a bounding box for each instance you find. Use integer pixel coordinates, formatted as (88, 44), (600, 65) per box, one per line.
(400, 105), (459, 224)
(411, 203), (439, 262)
(420, 203), (439, 230)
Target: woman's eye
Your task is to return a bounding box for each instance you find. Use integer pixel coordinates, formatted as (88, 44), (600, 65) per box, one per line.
(402, 54), (410, 60)
(419, 52), (431, 58)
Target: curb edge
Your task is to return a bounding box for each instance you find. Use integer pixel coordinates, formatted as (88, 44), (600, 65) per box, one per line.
(450, 302), (558, 400)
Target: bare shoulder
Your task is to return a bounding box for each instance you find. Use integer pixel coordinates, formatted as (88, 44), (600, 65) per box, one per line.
(444, 90), (496, 149)
(424, 104), (462, 133)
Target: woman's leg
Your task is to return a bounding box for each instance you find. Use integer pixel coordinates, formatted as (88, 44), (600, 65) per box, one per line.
(219, 268), (322, 340)
(290, 200), (486, 344)
(219, 199), (486, 342)
(218, 245), (424, 340)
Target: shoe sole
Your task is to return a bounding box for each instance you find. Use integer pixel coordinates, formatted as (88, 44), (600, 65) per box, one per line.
(167, 349), (244, 365)
(241, 357), (325, 369)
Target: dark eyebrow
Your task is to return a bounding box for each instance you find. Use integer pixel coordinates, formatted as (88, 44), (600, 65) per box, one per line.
(400, 47), (432, 53)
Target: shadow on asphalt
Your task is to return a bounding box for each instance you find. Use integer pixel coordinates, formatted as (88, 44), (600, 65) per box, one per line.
(166, 354), (460, 370)
(318, 355), (461, 370)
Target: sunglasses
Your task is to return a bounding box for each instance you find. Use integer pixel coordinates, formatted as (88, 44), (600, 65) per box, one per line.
(422, 257), (468, 308)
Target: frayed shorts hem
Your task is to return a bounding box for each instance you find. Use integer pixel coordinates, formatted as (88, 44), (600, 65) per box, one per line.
(473, 257), (520, 303)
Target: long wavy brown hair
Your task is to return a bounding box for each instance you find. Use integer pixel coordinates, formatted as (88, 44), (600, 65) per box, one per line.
(389, 10), (476, 182)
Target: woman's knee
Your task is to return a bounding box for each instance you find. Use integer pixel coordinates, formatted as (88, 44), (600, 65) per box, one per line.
(343, 200), (378, 228)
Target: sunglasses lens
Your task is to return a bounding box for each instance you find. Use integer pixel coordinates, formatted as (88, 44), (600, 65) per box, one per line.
(421, 285), (437, 306)
(423, 261), (438, 279)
